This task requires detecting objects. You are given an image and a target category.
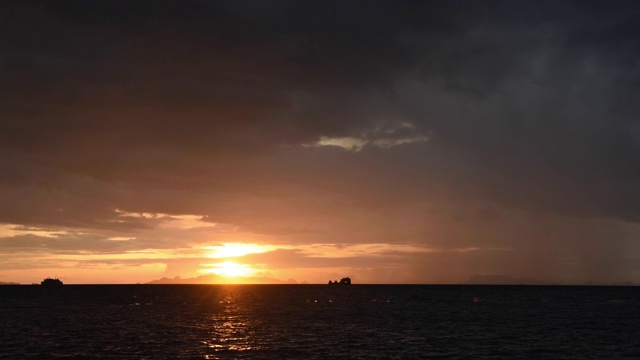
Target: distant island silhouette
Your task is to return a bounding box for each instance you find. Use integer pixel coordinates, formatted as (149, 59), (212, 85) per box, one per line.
(41, 277), (63, 287)
(146, 274), (292, 284)
(328, 277), (351, 285)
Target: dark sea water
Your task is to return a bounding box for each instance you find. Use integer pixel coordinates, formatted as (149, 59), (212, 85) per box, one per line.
(1, 285), (639, 359)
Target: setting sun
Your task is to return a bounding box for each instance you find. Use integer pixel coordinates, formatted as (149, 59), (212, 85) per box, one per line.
(203, 261), (254, 278)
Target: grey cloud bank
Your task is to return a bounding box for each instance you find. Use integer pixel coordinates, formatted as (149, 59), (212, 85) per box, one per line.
(1, 0), (640, 284)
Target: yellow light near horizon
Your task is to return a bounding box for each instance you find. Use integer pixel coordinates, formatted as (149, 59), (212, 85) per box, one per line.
(203, 243), (273, 258)
(204, 261), (254, 278)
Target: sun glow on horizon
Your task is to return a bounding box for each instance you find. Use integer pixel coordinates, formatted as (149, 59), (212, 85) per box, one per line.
(202, 243), (274, 258)
(201, 261), (254, 278)
(197, 243), (276, 281)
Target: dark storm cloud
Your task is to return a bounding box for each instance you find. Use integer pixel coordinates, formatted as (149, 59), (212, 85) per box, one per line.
(2, 1), (640, 283)
(389, 5), (640, 221)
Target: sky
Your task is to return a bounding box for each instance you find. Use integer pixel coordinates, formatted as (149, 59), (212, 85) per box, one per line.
(1, 0), (640, 284)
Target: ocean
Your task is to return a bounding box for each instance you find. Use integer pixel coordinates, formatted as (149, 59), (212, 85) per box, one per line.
(1, 285), (639, 359)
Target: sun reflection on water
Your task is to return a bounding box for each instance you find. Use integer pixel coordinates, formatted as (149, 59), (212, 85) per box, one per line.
(201, 293), (262, 357)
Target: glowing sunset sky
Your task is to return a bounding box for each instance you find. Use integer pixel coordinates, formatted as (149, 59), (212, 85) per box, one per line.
(2, 1), (640, 284)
